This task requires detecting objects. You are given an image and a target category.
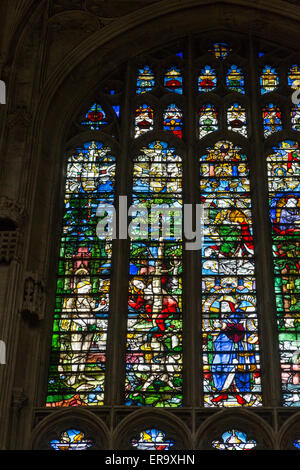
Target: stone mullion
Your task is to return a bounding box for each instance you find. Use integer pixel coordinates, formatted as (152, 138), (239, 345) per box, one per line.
(248, 36), (282, 407)
(104, 63), (132, 406)
(182, 35), (199, 408)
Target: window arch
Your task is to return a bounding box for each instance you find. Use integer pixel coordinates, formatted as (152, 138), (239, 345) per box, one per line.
(43, 33), (300, 448)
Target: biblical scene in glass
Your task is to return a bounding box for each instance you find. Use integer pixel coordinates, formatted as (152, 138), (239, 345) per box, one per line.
(267, 141), (300, 406)
(125, 141), (183, 407)
(212, 429), (257, 450)
(200, 141), (262, 407)
(50, 429), (93, 450)
(46, 141), (115, 407)
(131, 429), (175, 450)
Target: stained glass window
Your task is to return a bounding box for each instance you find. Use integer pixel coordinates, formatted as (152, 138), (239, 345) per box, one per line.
(164, 67), (183, 94)
(125, 141), (183, 407)
(212, 430), (257, 450)
(291, 104), (300, 132)
(46, 141), (115, 407)
(262, 103), (282, 137)
(201, 141), (262, 407)
(81, 103), (107, 130)
(199, 104), (218, 138)
(163, 104), (183, 138)
(198, 65), (217, 93)
(267, 141), (300, 406)
(260, 65), (279, 94)
(131, 429), (175, 450)
(135, 104), (154, 138)
(137, 66), (155, 94)
(45, 38), (300, 445)
(293, 439), (300, 449)
(227, 103), (247, 137)
(209, 43), (232, 60)
(288, 65), (300, 90)
(50, 429), (93, 450)
(226, 65), (245, 94)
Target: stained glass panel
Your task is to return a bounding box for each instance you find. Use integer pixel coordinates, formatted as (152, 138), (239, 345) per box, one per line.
(294, 439), (300, 449)
(212, 430), (257, 450)
(125, 141), (183, 407)
(164, 67), (183, 94)
(81, 103), (107, 130)
(135, 104), (154, 138)
(227, 103), (248, 137)
(50, 429), (93, 450)
(199, 104), (218, 138)
(131, 429), (175, 450)
(260, 65), (279, 94)
(137, 66), (155, 94)
(288, 65), (300, 90)
(209, 43), (231, 60)
(226, 65), (245, 94)
(46, 141), (115, 407)
(163, 104), (183, 138)
(291, 104), (300, 132)
(200, 141), (262, 407)
(267, 141), (300, 406)
(262, 103), (282, 137)
(198, 65), (217, 93)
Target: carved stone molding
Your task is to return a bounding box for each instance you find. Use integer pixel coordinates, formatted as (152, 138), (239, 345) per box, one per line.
(0, 197), (26, 227)
(7, 106), (32, 130)
(48, 10), (102, 34)
(21, 273), (46, 322)
(11, 387), (27, 412)
(0, 197), (26, 264)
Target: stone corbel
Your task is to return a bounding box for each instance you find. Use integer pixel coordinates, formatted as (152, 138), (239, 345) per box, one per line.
(0, 197), (26, 264)
(11, 387), (28, 412)
(21, 273), (46, 323)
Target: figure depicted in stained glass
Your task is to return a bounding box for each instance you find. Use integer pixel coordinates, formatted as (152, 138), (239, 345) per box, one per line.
(288, 65), (300, 90)
(50, 429), (93, 451)
(291, 104), (300, 131)
(226, 65), (245, 94)
(199, 104), (218, 138)
(198, 65), (217, 92)
(163, 104), (183, 138)
(137, 66), (155, 94)
(262, 103), (282, 137)
(46, 142), (115, 407)
(126, 141), (183, 407)
(131, 429), (175, 450)
(200, 141), (262, 407)
(212, 430), (257, 450)
(260, 65), (279, 94)
(135, 104), (154, 137)
(267, 141), (300, 406)
(209, 43), (232, 60)
(164, 67), (183, 94)
(227, 103), (247, 137)
(81, 103), (107, 130)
